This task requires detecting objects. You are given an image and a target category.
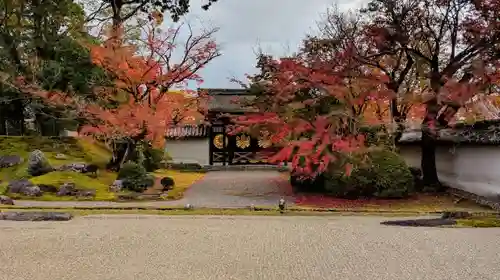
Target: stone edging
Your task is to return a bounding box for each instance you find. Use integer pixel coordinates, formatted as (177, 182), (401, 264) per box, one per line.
(202, 165), (290, 172)
(166, 162), (290, 172)
(446, 188), (500, 211)
(0, 205), (493, 216)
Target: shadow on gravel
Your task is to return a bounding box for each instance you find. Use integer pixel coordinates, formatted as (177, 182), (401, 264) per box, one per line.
(0, 212), (73, 221)
(381, 218), (457, 227)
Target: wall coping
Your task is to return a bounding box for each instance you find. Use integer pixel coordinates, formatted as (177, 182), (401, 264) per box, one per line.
(399, 119), (500, 145)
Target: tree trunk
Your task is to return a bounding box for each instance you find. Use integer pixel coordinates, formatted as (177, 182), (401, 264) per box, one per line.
(106, 140), (137, 171)
(420, 129), (439, 186)
(120, 141), (131, 168)
(0, 104), (6, 135)
(420, 96), (443, 191)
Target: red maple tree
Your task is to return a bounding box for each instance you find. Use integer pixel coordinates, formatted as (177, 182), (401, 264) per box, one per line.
(358, 0), (500, 185)
(20, 16), (219, 169)
(272, 0), (500, 184)
(234, 52), (391, 178)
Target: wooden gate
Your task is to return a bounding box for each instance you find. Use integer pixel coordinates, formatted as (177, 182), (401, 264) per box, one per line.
(208, 123), (279, 165)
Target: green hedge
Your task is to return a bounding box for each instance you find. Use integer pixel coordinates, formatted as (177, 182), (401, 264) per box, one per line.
(324, 149), (414, 199)
(358, 125), (394, 147)
(117, 161), (155, 192)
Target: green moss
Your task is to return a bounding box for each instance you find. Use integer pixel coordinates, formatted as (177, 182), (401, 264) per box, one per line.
(456, 218), (500, 228)
(22, 171), (115, 201)
(77, 139), (112, 167)
(0, 136), (111, 163)
(0, 181), (7, 195)
(0, 136), (111, 180)
(0, 136), (115, 201)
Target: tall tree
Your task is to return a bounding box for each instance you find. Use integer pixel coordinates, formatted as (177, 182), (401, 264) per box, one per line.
(82, 0), (219, 40)
(19, 15), (219, 169)
(361, 0), (500, 186)
(309, 5), (423, 141)
(0, 0), (103, 135)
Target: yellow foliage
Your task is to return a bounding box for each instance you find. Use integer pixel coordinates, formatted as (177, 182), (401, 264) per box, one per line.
(153, 169), (205, 200)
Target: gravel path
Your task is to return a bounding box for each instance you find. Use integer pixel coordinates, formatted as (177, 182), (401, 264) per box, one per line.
(0, 215), (499, 280)
(13, 171), (294, 208)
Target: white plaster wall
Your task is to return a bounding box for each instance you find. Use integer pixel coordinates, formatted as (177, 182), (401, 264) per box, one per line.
(399, 145), (500, 198)
(165, 138), (210, 165)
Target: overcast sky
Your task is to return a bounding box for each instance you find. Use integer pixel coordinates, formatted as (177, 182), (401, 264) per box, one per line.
(175, 0), (366, 89)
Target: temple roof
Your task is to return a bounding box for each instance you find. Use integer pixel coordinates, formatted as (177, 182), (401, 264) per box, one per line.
(200, 88), (257, 113)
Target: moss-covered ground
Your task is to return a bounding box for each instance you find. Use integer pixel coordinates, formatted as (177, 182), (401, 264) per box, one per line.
(0, 136), (203, 201)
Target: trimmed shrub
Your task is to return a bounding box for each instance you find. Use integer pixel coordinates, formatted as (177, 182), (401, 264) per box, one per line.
(324, 149), (414, 199)
(117, 161), (155, 192)
(359, 125), (394, 147)
(142, 147), (165, 172)
(290, 173), (326, 193)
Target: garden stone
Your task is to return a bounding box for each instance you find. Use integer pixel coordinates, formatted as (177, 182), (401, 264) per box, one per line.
(381, 218), (457, 227)
(441, 211), (471, 219)
(109, 180), (123, 192)
(160, 192), (170, 199)
(23, 185), (42, 197)
(54, 153), (67, 160)
(7, 180), (42, 196)
(0, 195), (14, 205)
(0, 212), (73, 221)
(7, 179), (34, 193)
(27, 150), (53, 176)
(76, 189), (96, 198)
(117, 193), (140, 200)
(38, 184), (58, 193)
(82, 164), (99, 176)
(0, 155), (23, 168)
(57, 182), (77, 196)
(57, 163), (87, 173)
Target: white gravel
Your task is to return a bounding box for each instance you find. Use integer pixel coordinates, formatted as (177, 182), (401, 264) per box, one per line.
(1, 215), (500, 280)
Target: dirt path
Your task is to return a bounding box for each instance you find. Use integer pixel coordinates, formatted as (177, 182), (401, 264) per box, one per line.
(13, 171), (294, 208)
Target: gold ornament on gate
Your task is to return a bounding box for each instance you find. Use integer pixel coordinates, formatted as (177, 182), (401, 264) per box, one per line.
(236, 134), (251, 149)
(258, 130), (272, 148)
(213, 134), (226, 149)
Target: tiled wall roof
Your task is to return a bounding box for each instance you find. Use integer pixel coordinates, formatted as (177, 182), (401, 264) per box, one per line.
(166, 125), (209, 139)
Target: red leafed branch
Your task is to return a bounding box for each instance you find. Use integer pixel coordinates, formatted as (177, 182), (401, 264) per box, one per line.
(90, 20), (220, 104)
(18, 16), (218, 149)
(235, 53), (388, 178)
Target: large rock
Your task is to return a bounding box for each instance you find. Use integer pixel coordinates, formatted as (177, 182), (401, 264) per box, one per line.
(0, 155), (23, 168)
(27, 150), (53, 176)
(7, 180), (42, 196)
(56, 182), (77, 196)
(23, 185), (42, 197)
(0, 195), (14, 205)
(109, 180), (123, 192)
(56, 162), (87, 173)
(76, 189), (96, 198)
(54, 153), (67, 160)
(0, 212), (73, 221)
(38, 184), (58, 193)
(55, 182), (95, 198)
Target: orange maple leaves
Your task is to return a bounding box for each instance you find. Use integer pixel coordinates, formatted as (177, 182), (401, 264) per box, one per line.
(23, 17), (218, 148)
(80, 89), (171, 147)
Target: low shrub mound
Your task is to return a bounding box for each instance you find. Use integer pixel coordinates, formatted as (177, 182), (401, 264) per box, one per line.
(324, 149), (414, 199)
(117, 161), (155, 192)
